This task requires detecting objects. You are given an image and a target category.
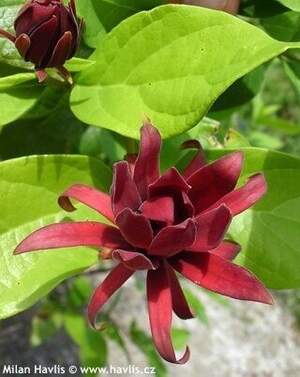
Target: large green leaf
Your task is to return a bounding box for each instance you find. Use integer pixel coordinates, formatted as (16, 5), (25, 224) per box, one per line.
(71, 5), (300, 139)
(0, 155), (112, 319)
(207, 148), (300, 289)
(0, 74), (44, 127)
(76, 0), (166, 48)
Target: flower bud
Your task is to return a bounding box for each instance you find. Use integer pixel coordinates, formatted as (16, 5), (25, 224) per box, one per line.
(0, 0), (82, 82)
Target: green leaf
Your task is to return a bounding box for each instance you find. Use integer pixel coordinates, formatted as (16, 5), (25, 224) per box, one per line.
(0, 88), (86, 159)
(224, 129), (251, 148)
(256, 114), (300, 136)
(261, 11), (300, 42)
(0, 72), (35, 89)
(0, 74), (43, 127)
(240, 0), (287, 18)
(212, 65), (267, 112)
(0, 155), (112, 319)
(65, 57), (96, 72)
(207, 148), (300, 289)
(130, 321), (167, 376)
(79, 126), (126, 164)
(66, 277), (93, 309)
(275, 0), (300, 11)
(248, 131), (283, 149)
(71, 5), (299, 139)
(283, 59), (300, 96)
(76, 0), (167, 48)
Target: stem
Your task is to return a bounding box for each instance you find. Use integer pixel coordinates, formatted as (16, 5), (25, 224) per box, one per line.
(0, 28), (15, 43)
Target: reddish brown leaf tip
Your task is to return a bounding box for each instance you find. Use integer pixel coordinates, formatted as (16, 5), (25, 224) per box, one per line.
(15, 33), (31, 57)
(35, 69), (48, 83)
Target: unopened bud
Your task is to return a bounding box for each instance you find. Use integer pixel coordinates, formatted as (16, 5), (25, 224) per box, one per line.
(0, 0), (82, 83)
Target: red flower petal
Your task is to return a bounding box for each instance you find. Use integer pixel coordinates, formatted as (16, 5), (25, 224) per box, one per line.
(133, 122), (161, 200)
(111, 161), (141, 217)
(149, 168), (191, 197)
(207, 174), (267, 216)
(15, 34), (30, 57)
(58, 4), (77, 36)
(147, 263), (190, 364)
(187, 152), (244, 214)
(116, 208), (153, 249)
(181, 140), (206, 180)
(58, 184), (114, 223)
(140, 196), (174, 224)
(166, 263), (194, 319)
(170, 252), (273, 304)
(113, 249), (158, 270)
(26, 15), (58, 67)
(15, 4), (56, 36)
(14, 222), (127, 254)
(210, 241), (241, 261)
(149, 219), (196, 257)
(48, 30), (73, 67)
(88, 264), (134, 329)
(69, 0), (77, 17)
(177, 191), (195, 220)
(58, 3), (79, 57)
(188, 205), (232, 252)
(125, 154), (137, 175)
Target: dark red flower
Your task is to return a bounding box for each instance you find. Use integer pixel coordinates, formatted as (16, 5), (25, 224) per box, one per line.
(14, 122), (272, 364)
(0, 0), (81, 83)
